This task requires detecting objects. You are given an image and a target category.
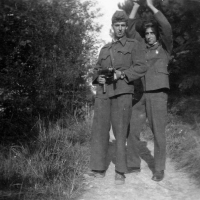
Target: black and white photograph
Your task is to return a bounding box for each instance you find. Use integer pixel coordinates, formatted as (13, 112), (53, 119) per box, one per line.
(0, 0), (200, 199)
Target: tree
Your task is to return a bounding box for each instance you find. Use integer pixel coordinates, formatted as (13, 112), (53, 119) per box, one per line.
(0, 0), (101, 143)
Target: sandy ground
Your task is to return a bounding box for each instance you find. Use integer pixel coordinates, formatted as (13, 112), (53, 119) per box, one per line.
(79, 137), (200, 200)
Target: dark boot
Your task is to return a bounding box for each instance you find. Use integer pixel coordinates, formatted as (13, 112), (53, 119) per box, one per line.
(152, 170), (164, 182)
(115, 171), (126, 185)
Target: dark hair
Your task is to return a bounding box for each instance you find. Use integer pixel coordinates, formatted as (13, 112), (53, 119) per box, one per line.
(140, 19), (159, 39)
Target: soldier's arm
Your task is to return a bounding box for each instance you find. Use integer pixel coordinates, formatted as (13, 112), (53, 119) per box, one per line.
(147, 0), (173, 54)
(129, 0), (140, 19)
(127, 1), (143, 41)
(123, 40), (147, 82)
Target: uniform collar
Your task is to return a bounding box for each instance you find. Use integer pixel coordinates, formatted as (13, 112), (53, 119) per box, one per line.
(112, 36), (127, 47)
(146, 41), (160, 50)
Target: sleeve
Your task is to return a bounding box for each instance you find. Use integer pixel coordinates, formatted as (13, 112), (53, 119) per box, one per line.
(154, 11), (173, 54)
(124, 41), (147, 82)
(127, 18), (143, 42)
(92, 49), (103, 85)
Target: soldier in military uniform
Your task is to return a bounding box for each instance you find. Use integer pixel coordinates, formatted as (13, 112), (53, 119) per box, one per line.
(89, 10), (147, 185)
(126, 0), (173, 181)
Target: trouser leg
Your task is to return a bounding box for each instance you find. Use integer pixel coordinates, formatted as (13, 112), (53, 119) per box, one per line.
(145, 92), (168, 171)
(90, 98), (111, 170)
(111, 94), (132, 173)
(127, 94), (146, 168)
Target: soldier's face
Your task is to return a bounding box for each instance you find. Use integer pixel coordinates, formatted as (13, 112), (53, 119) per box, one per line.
(112, 22), (127, 39)
(145, 27), (157, 45)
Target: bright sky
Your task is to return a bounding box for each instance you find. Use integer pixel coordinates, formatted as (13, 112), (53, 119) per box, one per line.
(94, 0), (125, 43)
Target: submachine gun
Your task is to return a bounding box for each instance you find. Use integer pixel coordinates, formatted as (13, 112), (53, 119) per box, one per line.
(98, 67), (116, 93)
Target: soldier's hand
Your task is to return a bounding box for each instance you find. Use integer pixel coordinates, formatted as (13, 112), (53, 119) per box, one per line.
(131, 0), (140, 7)
(146, 0), (154, 7)
(115, 70), (122, 80)
(98, 75), (106, 84)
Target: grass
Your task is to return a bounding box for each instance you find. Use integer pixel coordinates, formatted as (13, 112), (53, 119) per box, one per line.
(166, 118), (200, 184)
(166, 95), (200, 184)
(1, 95), (200, 199)
(0, 118), (92, 200)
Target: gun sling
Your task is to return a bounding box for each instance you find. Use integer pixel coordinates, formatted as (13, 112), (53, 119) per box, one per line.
(109, 47), (117, 90)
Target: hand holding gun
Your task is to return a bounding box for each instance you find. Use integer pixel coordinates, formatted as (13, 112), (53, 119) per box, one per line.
(98, 67), (115, 93)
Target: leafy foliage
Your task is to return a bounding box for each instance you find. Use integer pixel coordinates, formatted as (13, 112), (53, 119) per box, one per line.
(0, 0), (100, 143)
(119, 0), (200, 94)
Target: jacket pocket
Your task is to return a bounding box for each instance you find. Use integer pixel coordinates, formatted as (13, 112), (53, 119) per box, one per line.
(101, 53), (110, 60)
(155, 59), (169, 75)
(116, 49), (132, 68)
(117, 49), (131, 55)
(100, 53), (110, 67)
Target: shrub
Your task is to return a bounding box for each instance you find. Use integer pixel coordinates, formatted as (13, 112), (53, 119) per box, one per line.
(0, 0), (99, 143)
(0, 119), (91, 200)
(166, 121), (200, 184)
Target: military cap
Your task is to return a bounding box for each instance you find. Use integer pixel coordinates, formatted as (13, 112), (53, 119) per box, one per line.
(112, 10), (128, 24)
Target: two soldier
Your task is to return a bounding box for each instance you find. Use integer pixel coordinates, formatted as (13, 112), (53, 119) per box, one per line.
(89, 0), (172, 184)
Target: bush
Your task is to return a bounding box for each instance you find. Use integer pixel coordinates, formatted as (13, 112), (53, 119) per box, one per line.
(166, 121), (200, 184)
(0, 119), (92, 200)
(0, 0), (99, 143)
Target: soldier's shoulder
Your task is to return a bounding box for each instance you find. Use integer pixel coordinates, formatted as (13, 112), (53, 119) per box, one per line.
(101, 42), (112, 49)
(126, 38), (138, 43)
(127, 38), (146, 49)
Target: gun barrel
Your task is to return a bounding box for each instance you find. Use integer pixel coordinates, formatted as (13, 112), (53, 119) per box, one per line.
(98, 68), (114, 76)
(103, 84), (106, 93)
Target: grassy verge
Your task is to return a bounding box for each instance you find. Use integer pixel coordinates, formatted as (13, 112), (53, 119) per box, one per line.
(166, 117), (200, 184)
(0, 118), (92, 200)
(166, 95), (200, 184)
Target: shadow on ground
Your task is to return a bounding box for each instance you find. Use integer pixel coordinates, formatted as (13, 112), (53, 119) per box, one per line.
(105, 140), (155, 173)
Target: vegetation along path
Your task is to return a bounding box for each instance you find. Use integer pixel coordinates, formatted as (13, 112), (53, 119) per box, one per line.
(80, 137), (200, 200)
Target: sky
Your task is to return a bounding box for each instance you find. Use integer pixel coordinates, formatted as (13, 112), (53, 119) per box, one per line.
(94, 0), (125, 43)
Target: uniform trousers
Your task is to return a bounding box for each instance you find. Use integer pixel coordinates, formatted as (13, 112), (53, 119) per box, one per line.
(127, 90), (168, 171)
(90, 94), (132, 173)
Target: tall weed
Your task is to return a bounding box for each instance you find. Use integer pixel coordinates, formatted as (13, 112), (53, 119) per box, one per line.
(0, 119), (91, 200)
(166, 121), (200, 183)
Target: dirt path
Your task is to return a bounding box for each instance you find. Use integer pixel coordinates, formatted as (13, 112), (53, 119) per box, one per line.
(80, 138), (200, 200)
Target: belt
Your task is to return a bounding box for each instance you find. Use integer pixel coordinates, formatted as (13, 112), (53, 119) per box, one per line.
(144, 88), (169, 93)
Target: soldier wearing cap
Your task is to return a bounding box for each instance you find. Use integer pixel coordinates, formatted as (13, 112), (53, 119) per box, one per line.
(88, 10), (147, 185)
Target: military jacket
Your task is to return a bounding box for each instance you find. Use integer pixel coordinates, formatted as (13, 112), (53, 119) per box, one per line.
(93, 36), (147, 99)
(128, 11), (173, 91)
